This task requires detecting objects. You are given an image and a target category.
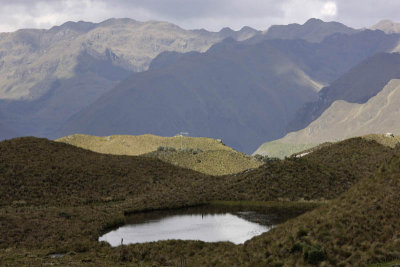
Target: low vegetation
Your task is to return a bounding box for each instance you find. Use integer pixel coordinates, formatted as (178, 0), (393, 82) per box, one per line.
(363, 133), (400, 148)
(252, 140), (317, 159)
(57, 134), (262, 175)
(145, 148), (263, 175)
(56, 134), (233, 156)
(223, 138), (394, 201)
(246, 145), (400, 266)
(254, 133), (400, 159)
(0, 136), (399, 266)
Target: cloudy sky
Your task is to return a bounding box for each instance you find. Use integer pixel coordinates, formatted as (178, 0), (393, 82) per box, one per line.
(0, 0), (399, 32)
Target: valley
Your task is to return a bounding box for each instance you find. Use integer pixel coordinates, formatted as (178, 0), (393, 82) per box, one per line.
(1, 14), (400, 267)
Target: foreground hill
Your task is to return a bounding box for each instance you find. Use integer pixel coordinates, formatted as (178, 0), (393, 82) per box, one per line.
(245, 145), (400, 266)
(225, 138), (394, 201)
(0, 137), (216, 207)
(0, 137), (397, 266)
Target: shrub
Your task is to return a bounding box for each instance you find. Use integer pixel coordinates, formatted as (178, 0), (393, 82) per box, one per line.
(157, 146), (177, 152)
(271, 262), (284, 267)
(296, 228), (308, 239)
(290, 243), (303, 253)
(254, 154), (279, 162)
(58, 211), (71, 219)
(302, 244), (326, 265)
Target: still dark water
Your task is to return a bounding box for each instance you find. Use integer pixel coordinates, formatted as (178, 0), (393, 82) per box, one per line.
(99, 204), (304, 246)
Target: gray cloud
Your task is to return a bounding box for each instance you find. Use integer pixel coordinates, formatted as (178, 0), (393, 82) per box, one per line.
(0, 0), (398, 33)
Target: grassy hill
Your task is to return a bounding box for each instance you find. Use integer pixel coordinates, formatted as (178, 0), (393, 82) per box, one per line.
(363, 133), (400, 148)
(56, 134), (233, 155)
(0, 136), (398, 266)
(246, 145), (400, 266)
(224, 138), (394, 202)
(252, 140), (317, 158)
(145, 149), (263, 175)
(57, 134), (261, 175)
(0, 137), (218, 207)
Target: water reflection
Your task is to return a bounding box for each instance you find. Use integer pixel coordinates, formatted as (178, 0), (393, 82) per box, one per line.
(99, 204), (306, 246)
(100, 213), (271, 246)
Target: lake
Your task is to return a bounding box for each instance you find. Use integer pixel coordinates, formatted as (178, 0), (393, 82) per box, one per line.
(99, 204), (308, 246)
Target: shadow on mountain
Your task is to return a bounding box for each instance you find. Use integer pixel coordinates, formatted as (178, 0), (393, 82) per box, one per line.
(0, 48), (132, 138)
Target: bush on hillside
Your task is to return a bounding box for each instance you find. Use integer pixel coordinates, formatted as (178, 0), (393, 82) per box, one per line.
(157, 146), (177, 152)
(254, 154), (280, 162)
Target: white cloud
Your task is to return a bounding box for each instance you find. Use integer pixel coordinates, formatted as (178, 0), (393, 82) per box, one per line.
(321, 1), (338, 17)
(280, 0), (339, 25)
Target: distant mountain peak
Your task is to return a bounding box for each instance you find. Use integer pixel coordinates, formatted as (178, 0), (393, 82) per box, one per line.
(219, 27), (234, 34)
(239, 26), (257, 32)
(265, 18), (356, 43)
(49, 20), (96, 33)
(371, 19), (400, 34)
(304, 18), (324, 25)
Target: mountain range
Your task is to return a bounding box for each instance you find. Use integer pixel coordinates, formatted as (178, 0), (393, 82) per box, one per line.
(262, 79), (400, 148)
(287, 52), (400, 132)
(371, 19), (400, 34)
(255, 52), (400, 157)
(55, 37), (321, 152)
(264, 18), (358, 42)
(55, 28), (400, 152)
(0, 18), (259, 138)
(0, 18), (260, 100)
(1, 18), (400, 153)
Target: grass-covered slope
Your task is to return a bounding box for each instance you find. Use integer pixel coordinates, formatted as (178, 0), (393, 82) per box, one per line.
(57, 134), (263, 175)
(0, 137), (398, 266)
(245, 145), (400, 266)
(145, 149), (262, 175)
(252, 140), (317, 158)
(225, 138), (394, 202)
(0, 137), (217, 207)
(56, 133), (233, 156)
